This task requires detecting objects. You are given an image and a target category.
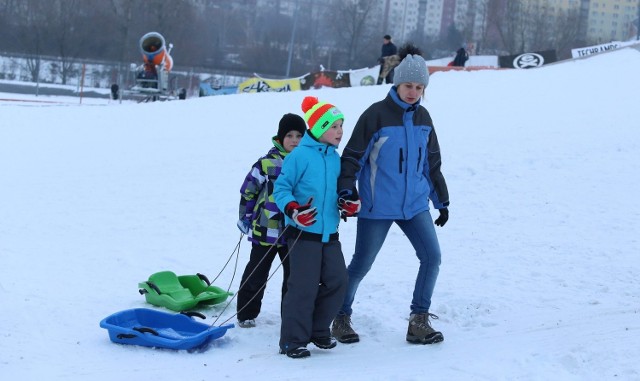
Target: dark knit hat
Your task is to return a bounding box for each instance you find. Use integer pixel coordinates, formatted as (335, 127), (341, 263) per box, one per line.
(277, 113), (306, 144)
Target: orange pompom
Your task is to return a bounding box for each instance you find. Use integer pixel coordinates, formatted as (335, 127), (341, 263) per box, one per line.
(301, 96), (319, 113)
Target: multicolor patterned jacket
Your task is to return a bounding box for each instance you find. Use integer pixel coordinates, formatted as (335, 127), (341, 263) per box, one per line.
(239, 138), (288, 246)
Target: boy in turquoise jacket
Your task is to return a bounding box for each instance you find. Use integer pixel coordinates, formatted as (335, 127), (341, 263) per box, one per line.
(274, 96), (359, 359)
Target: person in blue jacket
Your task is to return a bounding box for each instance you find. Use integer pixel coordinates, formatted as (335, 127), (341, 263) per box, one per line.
(332, 44), (450, 346)
(274, 96), (357, 359)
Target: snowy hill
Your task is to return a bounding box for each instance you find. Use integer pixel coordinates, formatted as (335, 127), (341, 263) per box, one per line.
(1, 47), (639, 380)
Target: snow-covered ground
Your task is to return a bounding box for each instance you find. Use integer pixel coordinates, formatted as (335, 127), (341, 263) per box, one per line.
(1, 47), (639, 380)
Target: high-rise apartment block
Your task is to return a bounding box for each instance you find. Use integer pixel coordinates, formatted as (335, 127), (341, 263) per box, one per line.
(378, 0), (639, 44)
(198, 0), (639, 45)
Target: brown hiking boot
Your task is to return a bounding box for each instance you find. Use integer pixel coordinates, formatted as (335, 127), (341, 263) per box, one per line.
(331, 313), (360, 343)
(406, 313), (444, 344)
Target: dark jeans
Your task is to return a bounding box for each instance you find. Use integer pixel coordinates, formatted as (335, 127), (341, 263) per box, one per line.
(236, 243), (289, 321)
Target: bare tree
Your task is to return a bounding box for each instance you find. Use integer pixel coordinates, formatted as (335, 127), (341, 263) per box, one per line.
(330, 0), (378, 69)
(550, 7), (583, 58)
(482, 0), (508, 54)
(0, 0), (18, 51)
(489, 0), (529, 54)
(17, 0), (48, 82)
(290, 1), (330, 74)
(49, 0), (86, 84)
(197, 3), (241, 68)
(527, 0), (554, 52)
(475, 0), (490, 53)
(240, 3), (293, 75)
(109, 0), (134, 65)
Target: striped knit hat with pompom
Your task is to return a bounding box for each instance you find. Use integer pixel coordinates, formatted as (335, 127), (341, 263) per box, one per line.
(301, 96), (344, 139)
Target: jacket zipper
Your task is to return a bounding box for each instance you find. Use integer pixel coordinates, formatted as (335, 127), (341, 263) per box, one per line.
(399, 148), (404, 173)
(417, 147), (422, 172)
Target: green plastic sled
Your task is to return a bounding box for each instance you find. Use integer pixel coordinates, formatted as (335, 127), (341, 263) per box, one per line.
(138, 271), (233, 312)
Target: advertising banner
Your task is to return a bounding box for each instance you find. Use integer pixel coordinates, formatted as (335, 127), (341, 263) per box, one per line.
(300, 71), (351, 90)
(498, 50), (557, 69)
(571, 41), (638, 58)
(199, 83), (237, 96)
(348, 66), (379, 87)
(238, 77), (301, 93)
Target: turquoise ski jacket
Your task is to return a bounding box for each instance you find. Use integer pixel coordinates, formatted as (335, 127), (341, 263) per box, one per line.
(274, 133), (341, 243)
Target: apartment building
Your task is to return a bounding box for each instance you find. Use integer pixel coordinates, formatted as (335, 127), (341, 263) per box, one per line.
(197, 0), (639, 44)
(378, 0), (486, 42)
(586, 0), (640, 41)
(543, 0), (639, 42)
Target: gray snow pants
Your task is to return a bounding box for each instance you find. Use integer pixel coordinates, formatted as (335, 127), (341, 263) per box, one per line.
(279, 237), (348, 351)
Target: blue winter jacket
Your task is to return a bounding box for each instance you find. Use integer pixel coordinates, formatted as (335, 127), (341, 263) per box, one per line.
(338, 87), (449, 219)
(274, 133), (341, 243)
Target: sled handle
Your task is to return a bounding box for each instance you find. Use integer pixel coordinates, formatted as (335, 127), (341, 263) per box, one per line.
(197, 273), (211, 286)
(133, 327), (159, 336)
(138, 288), (148, 295)
(181, 311), (206, 320)
(117, 333), (137, 339)
(146, 281), (162, 295)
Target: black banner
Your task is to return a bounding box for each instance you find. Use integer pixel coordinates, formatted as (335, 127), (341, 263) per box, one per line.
(499, 50), (557, 69)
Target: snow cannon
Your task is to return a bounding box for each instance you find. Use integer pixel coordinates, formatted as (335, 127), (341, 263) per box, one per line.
(139, 32), (173, 72)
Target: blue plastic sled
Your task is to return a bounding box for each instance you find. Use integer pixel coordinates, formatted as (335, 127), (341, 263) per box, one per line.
(100, 308), (234, 350)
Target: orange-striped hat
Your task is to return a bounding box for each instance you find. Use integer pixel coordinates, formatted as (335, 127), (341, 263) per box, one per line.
(301, 96), (344, 139)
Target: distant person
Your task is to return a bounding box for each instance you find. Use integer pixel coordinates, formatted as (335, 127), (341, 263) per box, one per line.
(236, 114), (306, 328)
(332, 44), (450, 346)
(378, 34), (398, 84)
(452, 44), (469, 67)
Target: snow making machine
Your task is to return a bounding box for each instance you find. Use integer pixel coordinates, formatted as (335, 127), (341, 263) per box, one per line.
(111, 32), (186, 103)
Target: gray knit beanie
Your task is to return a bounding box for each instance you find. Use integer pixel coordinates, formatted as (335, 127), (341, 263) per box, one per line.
(393, 54), (429, 87)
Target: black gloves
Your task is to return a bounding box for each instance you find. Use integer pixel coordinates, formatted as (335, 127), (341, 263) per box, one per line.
(434, 208), (448, 227)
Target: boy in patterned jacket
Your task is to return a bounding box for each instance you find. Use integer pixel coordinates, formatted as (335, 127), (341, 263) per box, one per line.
(236, 113), (306, 328)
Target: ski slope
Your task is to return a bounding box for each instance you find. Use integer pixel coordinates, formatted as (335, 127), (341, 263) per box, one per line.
(1, 47), (639, 380)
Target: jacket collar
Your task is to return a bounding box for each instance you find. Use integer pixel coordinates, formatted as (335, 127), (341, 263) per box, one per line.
(300, 131), (336, 153)
(271, 136), (289, 156)
(389, 86), (421, 111)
